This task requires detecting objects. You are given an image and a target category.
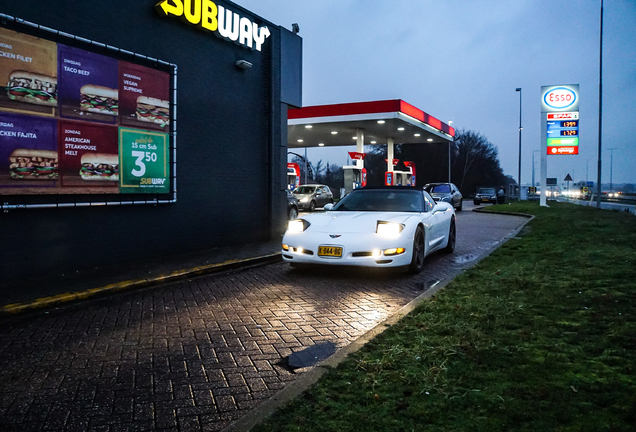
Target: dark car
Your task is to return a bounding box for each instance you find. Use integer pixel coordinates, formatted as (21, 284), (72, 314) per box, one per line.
(474, 187), (498, 205)
(292, 184), (334, 211)
(287, 190), (299, 220)
(423, 182), (463, 211)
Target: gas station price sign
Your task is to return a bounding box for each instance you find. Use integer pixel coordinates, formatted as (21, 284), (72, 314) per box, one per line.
(119, 128), (170, 193)
(547, 111), (579, 155)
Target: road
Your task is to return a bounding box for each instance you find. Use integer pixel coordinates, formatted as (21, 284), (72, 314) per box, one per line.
(0, 202), (527, 431)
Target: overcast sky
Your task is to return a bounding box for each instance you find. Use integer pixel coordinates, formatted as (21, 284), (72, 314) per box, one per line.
(240, 0), (635, 186)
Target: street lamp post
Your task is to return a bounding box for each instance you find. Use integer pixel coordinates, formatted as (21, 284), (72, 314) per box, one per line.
(608, 148), (617, 192)
(516, 88), (522, 200)
(532, 150), (539, 187)
(448, 120), (453, 184)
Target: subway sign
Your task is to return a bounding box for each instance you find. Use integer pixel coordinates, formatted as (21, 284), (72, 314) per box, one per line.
(155, 0), (271, 51)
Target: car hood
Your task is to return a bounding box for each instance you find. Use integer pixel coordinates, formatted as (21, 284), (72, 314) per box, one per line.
(301, 211), (414, 234)
(293, 193), (313, 199)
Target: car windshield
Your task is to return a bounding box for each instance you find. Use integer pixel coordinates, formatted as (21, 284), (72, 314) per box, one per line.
(332, 189), (424, 212)
(478, 188), (496, 195)
(294, 186), (316, 194)
(429, 184), (451, 193)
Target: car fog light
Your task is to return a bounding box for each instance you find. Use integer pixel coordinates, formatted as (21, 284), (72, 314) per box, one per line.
(372, 250), (382, 258)
(297, 247), (304, 254)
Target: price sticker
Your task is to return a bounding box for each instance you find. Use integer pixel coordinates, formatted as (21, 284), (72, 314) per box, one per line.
(119, 127), (169, 193)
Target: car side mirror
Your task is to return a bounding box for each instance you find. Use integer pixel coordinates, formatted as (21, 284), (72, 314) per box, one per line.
(324, 203), (334, 211)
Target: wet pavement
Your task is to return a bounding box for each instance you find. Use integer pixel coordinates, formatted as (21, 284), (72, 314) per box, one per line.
(0, 204), (528, 431)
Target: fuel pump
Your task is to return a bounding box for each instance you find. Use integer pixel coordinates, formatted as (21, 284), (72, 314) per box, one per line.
(384, 158), (399, 185)
(343, 152), (367, 195)
(287, 163), (300, 191)
(385, 160), (416, 186)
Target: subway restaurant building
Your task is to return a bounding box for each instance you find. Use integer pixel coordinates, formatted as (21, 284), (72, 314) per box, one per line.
(0, 1), (302, 293)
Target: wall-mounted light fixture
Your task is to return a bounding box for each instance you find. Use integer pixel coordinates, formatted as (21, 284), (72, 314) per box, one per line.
(235, 60), (253, 70)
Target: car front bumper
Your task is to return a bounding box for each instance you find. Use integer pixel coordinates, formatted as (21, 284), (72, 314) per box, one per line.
(281, 231), (414, 267)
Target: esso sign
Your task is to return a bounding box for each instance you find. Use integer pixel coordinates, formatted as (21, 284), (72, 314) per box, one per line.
(544, 87), (577, 110)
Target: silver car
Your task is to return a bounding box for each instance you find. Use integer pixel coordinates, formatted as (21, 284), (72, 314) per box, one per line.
(292, 184), (334, 211)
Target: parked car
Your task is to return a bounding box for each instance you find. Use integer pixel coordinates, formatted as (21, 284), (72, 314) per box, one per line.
(287, 190), (299, 220)
(423, 182), (463, 211)
(474, 187), (498, 205)
(292, 184), (334, 211)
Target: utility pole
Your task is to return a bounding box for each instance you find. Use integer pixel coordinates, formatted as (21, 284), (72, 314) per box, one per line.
(596, 0), (604, 207)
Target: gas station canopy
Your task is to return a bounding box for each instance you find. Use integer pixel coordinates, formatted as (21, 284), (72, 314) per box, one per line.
(287, 100), (455, 148)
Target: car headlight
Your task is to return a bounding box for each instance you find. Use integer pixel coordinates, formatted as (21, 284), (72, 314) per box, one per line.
(300, 197), (309, 202)
(440, 196), (451, 202)
(491, 196), (497, 200)
(287, 219), (310, 232)
(376, 221), (404, 237)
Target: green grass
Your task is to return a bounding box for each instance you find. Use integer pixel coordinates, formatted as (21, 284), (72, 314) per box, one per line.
(253, 202), (636, 432)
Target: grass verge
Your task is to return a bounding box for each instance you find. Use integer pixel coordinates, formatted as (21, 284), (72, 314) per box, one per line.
(252, 202), (636, 431)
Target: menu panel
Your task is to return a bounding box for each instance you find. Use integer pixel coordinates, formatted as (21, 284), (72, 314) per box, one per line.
(0, 112), (58, 194)
(58, 45), (119, 123)
(119, 62), (170, 132)
(0, 27), (58, 117)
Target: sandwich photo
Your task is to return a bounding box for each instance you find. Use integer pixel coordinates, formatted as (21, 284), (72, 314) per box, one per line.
(79, 153), (119, 181)
(9, 148), (58, 180)
(7, 70), (58, 106)
(80, 85), (119, 116)
(136, 96), (169, 126)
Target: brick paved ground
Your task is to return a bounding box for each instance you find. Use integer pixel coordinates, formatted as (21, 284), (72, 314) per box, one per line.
(0, 207), (527, 431)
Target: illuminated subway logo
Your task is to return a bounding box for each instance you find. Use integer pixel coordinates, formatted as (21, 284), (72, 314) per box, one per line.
(155, 0), (271, 51)
(543, 87), (577, 110)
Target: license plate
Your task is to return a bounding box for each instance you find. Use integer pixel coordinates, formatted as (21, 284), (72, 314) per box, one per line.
(483, 198), (489, 202)
(318, 246), (343, 257)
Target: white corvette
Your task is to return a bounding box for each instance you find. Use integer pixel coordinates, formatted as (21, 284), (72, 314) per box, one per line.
(282, 187), (456, 273)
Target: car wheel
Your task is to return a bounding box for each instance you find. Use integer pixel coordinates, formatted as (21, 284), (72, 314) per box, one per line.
(443, 219), (456, 253)
(288, 206), (298, 220)
(457, 200), (463, 211)
(309, 200), (316, 211)
(408, 226), (426, 274)
(473, 200), (479, 205)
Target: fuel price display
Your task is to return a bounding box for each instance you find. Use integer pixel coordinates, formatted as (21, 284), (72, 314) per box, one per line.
(547, 111), (580, 155)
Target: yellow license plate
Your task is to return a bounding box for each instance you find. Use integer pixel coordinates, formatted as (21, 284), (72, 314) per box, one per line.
(318, 246), (343, 257)
(483, 198), (489, 202)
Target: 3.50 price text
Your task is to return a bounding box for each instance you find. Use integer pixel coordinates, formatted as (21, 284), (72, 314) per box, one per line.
(131, 150), (158, 177)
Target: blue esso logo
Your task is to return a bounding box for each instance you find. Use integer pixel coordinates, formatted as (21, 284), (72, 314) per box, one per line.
(544, 87), (577, 109)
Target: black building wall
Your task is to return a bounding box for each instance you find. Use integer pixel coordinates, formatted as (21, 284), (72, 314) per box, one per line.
(0, 1), (299, 287)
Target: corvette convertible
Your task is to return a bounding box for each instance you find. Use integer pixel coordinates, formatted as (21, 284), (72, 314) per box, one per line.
(282, 187), (456, 273)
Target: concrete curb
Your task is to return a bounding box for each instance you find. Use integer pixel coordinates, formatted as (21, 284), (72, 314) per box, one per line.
(222, 211), (534, 432)
(0, 253), (282, 317)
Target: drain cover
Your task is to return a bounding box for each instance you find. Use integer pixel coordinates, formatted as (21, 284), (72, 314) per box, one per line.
(454, 254), (477, 265)
(287, 341), (336, 369)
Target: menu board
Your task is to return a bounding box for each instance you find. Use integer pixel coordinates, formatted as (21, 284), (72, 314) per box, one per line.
(0, 27), (172, 198)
